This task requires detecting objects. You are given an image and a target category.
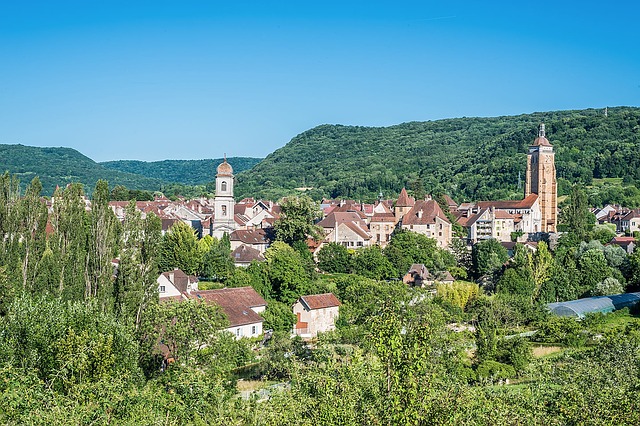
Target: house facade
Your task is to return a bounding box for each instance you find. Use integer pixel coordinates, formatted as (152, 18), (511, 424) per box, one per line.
(157, 269), (199, 300)
(293, 293), (341, 339)
(400, 199), (452, 248)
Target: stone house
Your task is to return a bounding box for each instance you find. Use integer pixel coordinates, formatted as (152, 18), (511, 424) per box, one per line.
(293, 293), (341, 339)
(400, 199), (452, 248)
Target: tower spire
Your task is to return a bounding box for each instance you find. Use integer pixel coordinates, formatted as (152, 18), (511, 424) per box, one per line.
(538, 123), (545, 138)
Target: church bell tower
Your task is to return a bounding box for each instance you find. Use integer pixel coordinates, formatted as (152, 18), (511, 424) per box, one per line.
(212, 156), (236, 238)
(525, 123), (557, 233)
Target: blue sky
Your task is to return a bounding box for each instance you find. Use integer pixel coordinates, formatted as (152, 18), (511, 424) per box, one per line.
(0, 1), (638, 162)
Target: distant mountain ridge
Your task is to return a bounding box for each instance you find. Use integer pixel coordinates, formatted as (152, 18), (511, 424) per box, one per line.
(101, 157), (262, 186)
(235, 107), (640, 203)
(0, 144), (164, 195)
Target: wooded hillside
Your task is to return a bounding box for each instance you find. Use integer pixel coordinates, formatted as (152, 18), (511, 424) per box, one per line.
(235, 107), (640, 203)
(101, 157), (262, 186)
(0, 144), (164, 195)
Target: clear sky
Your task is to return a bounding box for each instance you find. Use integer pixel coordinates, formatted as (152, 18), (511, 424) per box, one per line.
(1, 1), (638, 162)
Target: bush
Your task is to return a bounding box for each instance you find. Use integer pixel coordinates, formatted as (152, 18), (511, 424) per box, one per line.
(476, 360), (516, 381)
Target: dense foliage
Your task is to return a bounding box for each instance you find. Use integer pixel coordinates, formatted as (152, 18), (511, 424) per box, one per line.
(236, 107), (640, 203)
(101, 157), (262, 186)
(0, 144), (164, 195)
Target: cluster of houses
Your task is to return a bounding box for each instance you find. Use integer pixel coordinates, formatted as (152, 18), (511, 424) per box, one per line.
(157, 268), (340, 340)
(45, 124), (640, 343)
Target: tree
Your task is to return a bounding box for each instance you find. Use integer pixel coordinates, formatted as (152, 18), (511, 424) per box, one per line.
(261, 300), (297, 332)
(435, 281), (480, 311)
(577, 248), (611, 296)
(449, 237), (473, 276)
(592, 277), (624, 296)
(384, 229), (452, 277)
(560, 184), (595, 240)
(472, 239), (508, 281)
(159, 221), (200, 275)
(351, 245), (396, 280)
(138, 300), (228, 371)
(201, 234), (234, 281)
(16, 177), (48, 294)
(317, 242), (352, 273)
(49, 183), (90, 301)
(113, 202), (162, 328)
(496, 268), (535, 299)
(591, 224), (617, 245)
(86, 180), (120, 309)
(273, 196), (321, 245)
(264, 241), (309, 304)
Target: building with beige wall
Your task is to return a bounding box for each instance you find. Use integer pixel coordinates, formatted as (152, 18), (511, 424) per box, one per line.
(293, 293), (341, 339)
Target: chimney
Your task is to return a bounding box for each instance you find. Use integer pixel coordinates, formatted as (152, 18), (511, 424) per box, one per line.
(417, 210), (423, 219)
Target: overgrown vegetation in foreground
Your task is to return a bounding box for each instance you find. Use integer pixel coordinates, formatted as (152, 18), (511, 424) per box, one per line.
(2, 290), (640, 425)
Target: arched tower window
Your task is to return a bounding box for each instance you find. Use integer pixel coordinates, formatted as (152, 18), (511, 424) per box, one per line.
(222, 205), (227, 216)
(221, 181), (227, 192)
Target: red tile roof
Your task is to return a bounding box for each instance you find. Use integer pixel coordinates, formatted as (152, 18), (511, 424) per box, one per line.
(229, 229), (268, 244)
(189, 287), (267, 327)
(299, 293), (341, 310)
(317, 211), (365, 228)
(231, 244), (265, 263)
(396, 187), (415, 207)
(401, 199), (450, 225)
(161, 269), (198, 293)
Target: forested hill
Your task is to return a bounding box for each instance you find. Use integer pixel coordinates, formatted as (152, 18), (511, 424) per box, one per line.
(0, 144), (164, 195)
(235, 107), (640, 203)
(101, 157), (262, 186)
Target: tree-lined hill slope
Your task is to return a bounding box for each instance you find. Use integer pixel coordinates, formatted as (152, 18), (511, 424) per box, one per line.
(0, 144), (164, 195)
(101, 157), (262, 186)
(235, 107), (640, 203)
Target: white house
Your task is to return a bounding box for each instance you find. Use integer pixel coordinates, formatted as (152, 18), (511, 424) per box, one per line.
(157, 269), (199, 300)
(189, 287), (267, 339)
(293, 293), (341, 339)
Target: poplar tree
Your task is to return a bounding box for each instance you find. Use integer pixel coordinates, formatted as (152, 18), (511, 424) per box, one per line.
(50, 183), (89, 301)
(86, 180), (119, 310)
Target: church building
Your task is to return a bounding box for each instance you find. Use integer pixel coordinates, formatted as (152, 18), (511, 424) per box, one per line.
(211, 157), (237, 239)
(456, 123), (557, 241)
(525, 123), (557, 233)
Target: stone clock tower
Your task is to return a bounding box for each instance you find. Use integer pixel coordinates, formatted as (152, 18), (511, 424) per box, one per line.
(212, 157), (236, 238)
(525, 123), (557, 233)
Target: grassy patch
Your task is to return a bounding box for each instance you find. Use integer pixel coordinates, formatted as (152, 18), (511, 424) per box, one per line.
(532, 345), (563, 358)
(591, 177), (623, 187)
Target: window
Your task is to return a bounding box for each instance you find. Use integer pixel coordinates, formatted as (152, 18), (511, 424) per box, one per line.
(251, 325), (256, 335)
(222, 205), (227, 216)
(357, 241), (363, 247)
(236, 328), (242, 337)
(221, 181), (227, 191)
(439, 223), (443, 230)
(159, 286), (166, 293)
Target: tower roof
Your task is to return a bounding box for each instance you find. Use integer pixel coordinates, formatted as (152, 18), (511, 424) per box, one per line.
(396, 187), (415, 207)
(532, 123), (553, 147)
(217, 157), (233, 176)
